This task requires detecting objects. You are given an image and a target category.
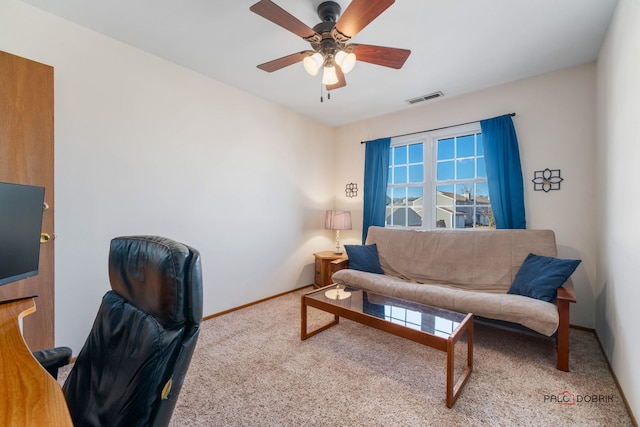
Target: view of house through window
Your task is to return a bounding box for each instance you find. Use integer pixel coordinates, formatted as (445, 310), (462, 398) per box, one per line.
(386, 124), (495, 230)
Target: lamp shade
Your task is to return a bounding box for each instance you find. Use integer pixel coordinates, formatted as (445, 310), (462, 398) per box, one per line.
(325, 210), (352, 230)
(335, 50), (356, 74)
(321, 65), (339, 85)
(303, 52), (323, 76)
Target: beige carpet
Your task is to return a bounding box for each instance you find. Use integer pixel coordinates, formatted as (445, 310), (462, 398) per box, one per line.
(61, 288), (634, 426)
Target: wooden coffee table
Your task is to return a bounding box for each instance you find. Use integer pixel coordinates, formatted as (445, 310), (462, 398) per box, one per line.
(301, 284), (473, 408)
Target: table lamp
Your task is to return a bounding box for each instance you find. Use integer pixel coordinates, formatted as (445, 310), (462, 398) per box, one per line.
(325, 210), (352, 254)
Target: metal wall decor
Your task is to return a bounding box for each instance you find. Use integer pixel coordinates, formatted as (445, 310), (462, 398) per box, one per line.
(345, 182), (358, 198)
(532, 168), (563, 192)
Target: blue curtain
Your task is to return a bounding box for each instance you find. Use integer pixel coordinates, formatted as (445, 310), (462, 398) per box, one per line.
(362, 137), (391, 243)
(480, 115), (526, 229)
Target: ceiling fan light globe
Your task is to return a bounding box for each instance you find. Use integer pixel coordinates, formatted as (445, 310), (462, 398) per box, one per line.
(303, 52), (324, 76)
(303, 56), (320, 76)
(340, 52), (357, 74)
(322, 66), (339, 85)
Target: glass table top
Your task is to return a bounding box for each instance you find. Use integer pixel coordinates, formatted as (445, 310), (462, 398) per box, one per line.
(305, 284), (468, 339)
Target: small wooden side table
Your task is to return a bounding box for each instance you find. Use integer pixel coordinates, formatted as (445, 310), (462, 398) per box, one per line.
(313, 251), (346, 288)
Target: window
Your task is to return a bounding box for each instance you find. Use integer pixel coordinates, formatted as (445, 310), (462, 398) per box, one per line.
(386, 143), (424, 227)
(386, 123), (494, 230)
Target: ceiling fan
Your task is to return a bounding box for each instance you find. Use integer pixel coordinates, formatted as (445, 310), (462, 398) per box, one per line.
(250, 0), (411, 92)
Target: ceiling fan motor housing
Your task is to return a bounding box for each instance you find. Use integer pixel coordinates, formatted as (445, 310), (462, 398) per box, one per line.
(317, 1), (341, 22)
(311, 1), (349, 65)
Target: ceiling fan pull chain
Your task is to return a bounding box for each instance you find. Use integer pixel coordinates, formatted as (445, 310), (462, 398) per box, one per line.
(319, 82), (332, 103)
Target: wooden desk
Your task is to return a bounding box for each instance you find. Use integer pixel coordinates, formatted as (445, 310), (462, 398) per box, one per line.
(0, 297), (73, 426)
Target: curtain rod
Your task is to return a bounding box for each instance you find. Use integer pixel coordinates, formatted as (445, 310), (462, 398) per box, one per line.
(360, 112), (516, 144)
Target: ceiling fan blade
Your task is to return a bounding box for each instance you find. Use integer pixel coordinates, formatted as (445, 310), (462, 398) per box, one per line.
(257, 51), (308, 72)
(334, 0), (395, 39)
(250, 0), (319, 40)
(326, 66), (346, 91)
(352, 44), (411, 69)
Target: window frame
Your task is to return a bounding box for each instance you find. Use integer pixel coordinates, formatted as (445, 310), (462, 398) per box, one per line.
(387, 122), (491, 230)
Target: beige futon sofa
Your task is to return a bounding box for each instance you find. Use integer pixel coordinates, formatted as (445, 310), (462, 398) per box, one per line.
(331, 226), (577, 371)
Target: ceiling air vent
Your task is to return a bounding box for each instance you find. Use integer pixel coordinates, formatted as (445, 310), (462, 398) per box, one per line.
(406, 91), (444, 105)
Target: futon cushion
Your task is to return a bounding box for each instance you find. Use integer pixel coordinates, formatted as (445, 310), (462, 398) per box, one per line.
(508, 253), (581, 302)
(344, 244), (384, 274)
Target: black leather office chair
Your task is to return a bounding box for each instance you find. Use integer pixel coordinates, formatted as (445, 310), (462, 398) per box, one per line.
(35, 236), (203, 427)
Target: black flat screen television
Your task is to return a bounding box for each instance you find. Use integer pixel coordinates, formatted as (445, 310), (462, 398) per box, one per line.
(0, 182), (46, 286)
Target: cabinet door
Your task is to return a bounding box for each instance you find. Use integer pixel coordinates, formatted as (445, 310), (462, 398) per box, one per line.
(0, 51), (55, 350)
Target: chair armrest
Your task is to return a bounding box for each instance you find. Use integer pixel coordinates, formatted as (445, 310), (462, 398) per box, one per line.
(557, 279), (577, 304)
(330, 258), (349, 275)
(32, 346), (73, 379)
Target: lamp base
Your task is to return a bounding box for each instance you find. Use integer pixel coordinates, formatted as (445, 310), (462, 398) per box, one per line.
(334, 230), (342, 255)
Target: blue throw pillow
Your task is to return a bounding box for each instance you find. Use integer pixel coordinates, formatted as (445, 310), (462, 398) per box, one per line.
(508, 253), (581, 302)
(344, 244), (384, 274)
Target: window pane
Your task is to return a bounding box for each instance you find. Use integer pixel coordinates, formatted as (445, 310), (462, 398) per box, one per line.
(476, 205), (493, 228)
(386, 188), (392, 207)
(408, 143), (423, 163)
(393, 146), (407, 165)
(394, 166), (407, 184)
(455, 184), (473, 202)
(437, 161), (454, 180)
(435, 206), (453, 228)
(407, 187), (423, 227)
(435, 184), (454, 229)
(391, 187), (406, 207)
(476, 182), (490, 204)
(476, 134), (484, 155)
(477, 157), (486, 178)
(457, 206), (473, 228)
(456, 158), (474, 179)
(409, 164), (423, 183)
(407, 186), (423, 200)
(408, 212), (422, 227)
(457, 135), (475, 157)
(389, 208), (407, 226)
(385, 207), (393, 226)
(436, 184), (454, 197)
(437, 138), (454, 160)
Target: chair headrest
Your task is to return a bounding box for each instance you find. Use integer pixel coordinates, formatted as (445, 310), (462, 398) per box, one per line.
(108, 236), (203, 328)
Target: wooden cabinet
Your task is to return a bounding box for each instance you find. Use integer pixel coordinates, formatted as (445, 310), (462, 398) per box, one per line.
(313, 251), (346, 288)
(0, 51), (55, 350)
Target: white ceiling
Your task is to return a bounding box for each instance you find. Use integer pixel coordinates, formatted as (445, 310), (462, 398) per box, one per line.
(20, 0), (619, 127)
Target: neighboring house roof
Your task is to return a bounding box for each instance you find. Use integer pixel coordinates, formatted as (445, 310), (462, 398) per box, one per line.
(437, 191), (490, 205)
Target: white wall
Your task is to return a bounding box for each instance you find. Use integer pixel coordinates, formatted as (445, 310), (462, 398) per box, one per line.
(334, 64), (598, 328)
(4, 6), (635, 418)
(596, 0), (640, 418)
(1, 0), (335, 353)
